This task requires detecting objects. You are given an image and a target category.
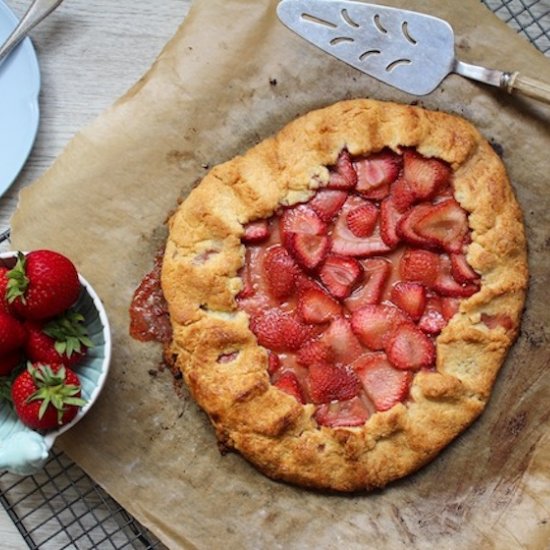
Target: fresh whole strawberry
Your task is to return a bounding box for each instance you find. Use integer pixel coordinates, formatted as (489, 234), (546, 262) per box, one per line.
(11, 362), (86, 431)
(6, 250), (81, 320)
(24, 311), (93, 367)
(0, 310), (26, 355)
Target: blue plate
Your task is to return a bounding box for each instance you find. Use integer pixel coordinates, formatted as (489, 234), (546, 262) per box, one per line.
(0, 0), (40, 197)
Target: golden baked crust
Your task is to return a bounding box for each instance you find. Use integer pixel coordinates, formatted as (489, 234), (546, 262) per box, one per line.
(161, 99), (527, 491)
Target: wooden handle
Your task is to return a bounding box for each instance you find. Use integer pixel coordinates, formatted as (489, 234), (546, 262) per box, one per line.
(505, 72), (550, 104)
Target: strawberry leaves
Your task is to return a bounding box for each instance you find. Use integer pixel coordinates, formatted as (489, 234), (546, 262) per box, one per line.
(12, 363), (86, 430)
(26, 364), (85, 422)
(5, 252), (29, 303)
(43, 311), (94, 357)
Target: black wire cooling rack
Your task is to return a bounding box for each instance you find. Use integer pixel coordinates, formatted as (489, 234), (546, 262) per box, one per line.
(1, 2), (549, 549)
(0, 450), (163, 549)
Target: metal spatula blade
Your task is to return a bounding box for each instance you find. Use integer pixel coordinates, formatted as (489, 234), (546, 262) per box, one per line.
(277, 0), (550, 104)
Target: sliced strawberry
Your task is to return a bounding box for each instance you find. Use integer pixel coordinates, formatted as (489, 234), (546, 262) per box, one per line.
(390, 176), (415, 212)
(345, 258), (391, 312)
(331, 225), (392, 257)
(403, 150), (452, 201)
(308, 362), (361, 404)
(481, 313), (514, 331)
(346, 202), (378, 238)
(308, 189), (347, 223)
(267, 352), (281, 375)
(390, 281), (426, 321)
(380, 197), (403, 248)
(314, 396), (370, 427)
(399, 248), (440, 288)
(286, 233), (330, 270)
(434, 254), (479, 297)
(319, 255), (363, 299)
(386, 322), (435, 370)
(294, 272), (321, 294)
(434, 186), (454, 202)
(450, 253), (480, 284)
(418, 296), (447, 335)
(263, 245), (299, 299)
(274, 371), (305, 403)
(354, 353), (412, 412)
(441, 296), (459, 320)
(296, 339), (334, 367)
(397, 203), (438, 249)
(412, 199), (469, 253)
(250, 309), (319, 352)
(297, 286), (341, 324)
(280, 204), (327, 250)
(327, 149), (357, 189)
(354, 149), (401, 198)
(318, 316), (364, 366)
(237, 249), (255, 300)
(242, 220), (270, 243)
(236, 246), (278, 315)
(332, 196), (392, 257)
(350, 304), (409, 351)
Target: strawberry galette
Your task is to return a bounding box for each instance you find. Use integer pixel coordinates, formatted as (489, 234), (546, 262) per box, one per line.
(161, 99), (527, 491)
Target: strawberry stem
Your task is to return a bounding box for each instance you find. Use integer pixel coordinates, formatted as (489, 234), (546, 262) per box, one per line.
(6, 252), (29, 303)
(43, 311), (94, 357)
(26, 363), (86, 423)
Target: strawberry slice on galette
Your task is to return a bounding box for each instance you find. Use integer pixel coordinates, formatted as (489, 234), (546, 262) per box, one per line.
(161, 99), (527, 492)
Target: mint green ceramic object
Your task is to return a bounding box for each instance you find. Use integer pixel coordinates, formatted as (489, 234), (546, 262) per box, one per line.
(0, 252), (111, 475)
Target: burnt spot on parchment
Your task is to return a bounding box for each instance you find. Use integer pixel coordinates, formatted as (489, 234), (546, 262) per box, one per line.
(489, 140), (504, 158)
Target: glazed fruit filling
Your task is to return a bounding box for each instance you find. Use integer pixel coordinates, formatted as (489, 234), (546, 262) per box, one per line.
(236, 148), (480, 428)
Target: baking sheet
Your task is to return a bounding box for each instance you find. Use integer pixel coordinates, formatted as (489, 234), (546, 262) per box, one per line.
(9, 0), (550, 548)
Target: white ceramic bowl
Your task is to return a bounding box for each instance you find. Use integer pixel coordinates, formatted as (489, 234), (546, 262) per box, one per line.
(0, 251), (111, 475)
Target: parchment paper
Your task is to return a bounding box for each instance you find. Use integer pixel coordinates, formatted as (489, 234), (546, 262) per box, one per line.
(10, 0), (550, 548)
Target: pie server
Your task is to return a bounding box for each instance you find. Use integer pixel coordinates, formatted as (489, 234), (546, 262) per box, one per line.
(277, 0), (550, 104)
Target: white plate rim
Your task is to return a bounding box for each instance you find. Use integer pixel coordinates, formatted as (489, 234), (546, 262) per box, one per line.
(0, 0), (41, 198)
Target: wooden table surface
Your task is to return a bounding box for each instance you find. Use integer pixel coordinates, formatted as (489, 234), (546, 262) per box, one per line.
(0, 0), (547, 547)
(0, 0), (190, 249)
(0, 0), (190, 546)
